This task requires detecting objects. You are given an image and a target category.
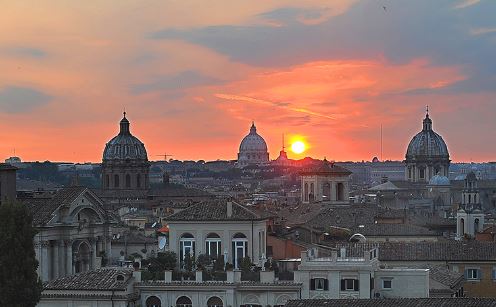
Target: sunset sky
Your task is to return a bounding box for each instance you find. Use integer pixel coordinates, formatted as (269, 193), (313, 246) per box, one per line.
(1, 0), (495, 162)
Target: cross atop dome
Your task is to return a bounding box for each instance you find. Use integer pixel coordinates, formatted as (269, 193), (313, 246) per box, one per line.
(423, 106), (432, 131)
(250, 121), (257, 134)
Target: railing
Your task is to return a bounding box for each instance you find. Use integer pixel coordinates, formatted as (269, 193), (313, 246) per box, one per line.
(276, 271), (294, 281)
(241, 271), (260, 281)
(202, 271), (227, 281)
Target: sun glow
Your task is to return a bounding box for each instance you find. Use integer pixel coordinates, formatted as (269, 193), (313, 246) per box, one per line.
(291, 141), (306, 154)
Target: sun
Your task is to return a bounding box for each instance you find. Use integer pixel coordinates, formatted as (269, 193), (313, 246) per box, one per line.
(291, 141), (306, 154)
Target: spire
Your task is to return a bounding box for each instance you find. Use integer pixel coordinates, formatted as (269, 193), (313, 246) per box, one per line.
(120, 111), (130, 134)
(282, 134), (285, 151)
(422, 106), (432, 131)
(250, 121), (257, 134)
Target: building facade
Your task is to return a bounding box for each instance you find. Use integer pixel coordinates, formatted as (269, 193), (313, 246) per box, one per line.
(301, 159), (352, 205)
(164, 200), (267, 269)
(22, 186), (115, 281)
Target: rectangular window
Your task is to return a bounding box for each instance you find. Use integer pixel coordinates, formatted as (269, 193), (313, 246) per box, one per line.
(492, 268), (496, 280)
(382, 280), (392, 289)
(466, 268), (480, 280)
(341, 279), (359, 291)
(310, 278), (329, 291)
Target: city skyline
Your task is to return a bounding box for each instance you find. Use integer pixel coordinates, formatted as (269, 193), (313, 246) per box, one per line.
(1, 0), (496, 162)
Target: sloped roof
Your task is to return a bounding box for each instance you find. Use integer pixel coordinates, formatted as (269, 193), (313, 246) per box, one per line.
(369, 181), (404, 191)
(300, 159), (352, 176)
(331, 242), (496, 262)
(43, 268), (133, 291)
(22, 186), (111, 226)
(23, 186), (87, 225)
(286, 298), (496, 307)
(353, 223), (436, 237)
(164, 200), (264, 222)
(409, 264), (463, 289)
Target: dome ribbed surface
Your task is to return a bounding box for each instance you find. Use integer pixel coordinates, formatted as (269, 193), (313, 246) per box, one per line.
(239, 123), (268, 153)
(102, 114), (148, 161)
(429, 174), (450, 185)
(406, 113), (449, 159)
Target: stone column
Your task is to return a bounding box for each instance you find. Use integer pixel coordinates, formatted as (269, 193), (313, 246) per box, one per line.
(53, 241), (59, 279)
(106, 237), (112, 265)
(90, 238), (97, 270)
(65, 240), (73, 276)
(41, 241), (50, 281)
(58, 240), (66, 276)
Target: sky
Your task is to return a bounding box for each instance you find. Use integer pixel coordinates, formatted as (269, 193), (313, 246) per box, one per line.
(1, 0), (495, 163)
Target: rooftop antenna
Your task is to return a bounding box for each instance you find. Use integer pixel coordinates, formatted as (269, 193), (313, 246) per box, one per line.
(380, 124), (383, 162)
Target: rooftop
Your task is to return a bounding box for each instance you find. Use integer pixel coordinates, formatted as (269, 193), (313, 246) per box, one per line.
(43, 268), (133, 291)
(286, 298), (496, 307)
(164, 200), (266, 222)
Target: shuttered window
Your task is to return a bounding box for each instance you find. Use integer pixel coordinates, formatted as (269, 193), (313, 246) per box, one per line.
(310, 278), (329, 291)
(341, 279), (359, 291)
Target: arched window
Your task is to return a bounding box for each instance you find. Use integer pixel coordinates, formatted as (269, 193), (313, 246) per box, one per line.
(232, 233), (248, 269)
(474, 218), (480, 234)
(114, 174), (120, 188)
(146, 296), (162, 307)
(205, 233), (221, 258)
(322, 183), (331, 199)
(137, 174), (141, 188)
(180, 233), (195, 264)
(207, 296), (224, 307)
(304, 183), (309, 202)
(460, 218), (465, 236)
(105, 175), (110, 188)
(176, 296), (192, 307)
(126, 174), (131, 188)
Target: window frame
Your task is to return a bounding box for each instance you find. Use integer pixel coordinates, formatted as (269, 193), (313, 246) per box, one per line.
(466, 268), (480, 280)
(382, 279), (392, 290)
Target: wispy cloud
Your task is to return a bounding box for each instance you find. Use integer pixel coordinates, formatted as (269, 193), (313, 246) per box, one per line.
(454, 0), (480, 9)
(215, 93), (336, 120)
(470, 27), (496, 35)
(0, 86), (51, 113)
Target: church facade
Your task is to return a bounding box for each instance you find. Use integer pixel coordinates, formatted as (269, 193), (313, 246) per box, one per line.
(22, 186), (115, 282)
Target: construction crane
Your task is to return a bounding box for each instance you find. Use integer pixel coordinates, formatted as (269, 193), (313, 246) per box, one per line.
(156, 153), (173, 161)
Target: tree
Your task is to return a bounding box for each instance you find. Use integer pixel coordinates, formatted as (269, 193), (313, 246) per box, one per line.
(157, 251), (177, 270)
(239, 256), (253, 272)
(0, 201), (42, 307)
(183, 252), (194, 272)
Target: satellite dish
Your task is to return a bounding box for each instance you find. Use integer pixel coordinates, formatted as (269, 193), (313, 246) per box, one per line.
(159, 237), (167, 250)
(349, 233), (367, 243)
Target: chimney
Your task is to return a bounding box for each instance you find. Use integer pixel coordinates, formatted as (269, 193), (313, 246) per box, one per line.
(227, 201), (233, 218)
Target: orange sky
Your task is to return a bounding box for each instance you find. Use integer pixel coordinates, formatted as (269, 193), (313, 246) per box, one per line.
(1, 0), (495, 162)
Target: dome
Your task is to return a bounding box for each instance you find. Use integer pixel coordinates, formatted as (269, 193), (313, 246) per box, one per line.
(103, 113), (148, 161)
(239, 122), (268, 153)
(429, 174), (450, 186)
(406, 112), (449, 159)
